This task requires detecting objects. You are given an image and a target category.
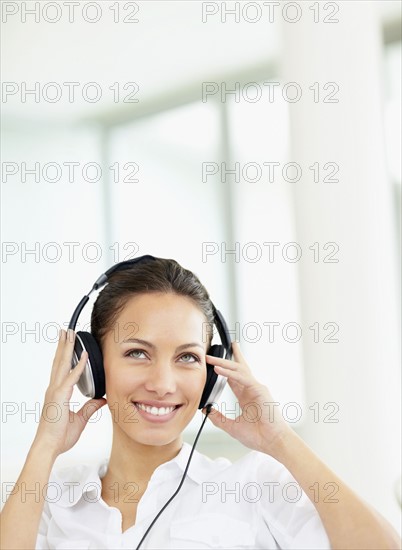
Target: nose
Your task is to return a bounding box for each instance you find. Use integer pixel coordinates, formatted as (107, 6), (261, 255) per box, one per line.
(144, 360), (177, 397)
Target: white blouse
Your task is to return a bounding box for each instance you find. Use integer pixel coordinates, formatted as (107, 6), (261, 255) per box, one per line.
(35, 442), (331, 549)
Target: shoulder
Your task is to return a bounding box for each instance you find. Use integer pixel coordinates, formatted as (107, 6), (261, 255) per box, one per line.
(46, 458), (108, 507)
(197, 446), (286, 475)
(49, 459), (107, 486)
(187, 443), (287, 484)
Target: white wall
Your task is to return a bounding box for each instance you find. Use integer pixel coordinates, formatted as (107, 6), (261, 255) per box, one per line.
(281, 0), (401, 530)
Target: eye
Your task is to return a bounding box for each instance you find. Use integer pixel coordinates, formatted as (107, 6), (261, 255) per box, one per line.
(179, 353), (200, 364)
(126, 349), (147, 359)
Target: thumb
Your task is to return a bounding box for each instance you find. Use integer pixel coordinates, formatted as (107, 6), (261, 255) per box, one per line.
(202, 406), (236, 436)
(78, 398), (107, 424)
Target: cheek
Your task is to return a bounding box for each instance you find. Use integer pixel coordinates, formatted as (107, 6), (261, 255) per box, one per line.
(105, 364), (137, 382)
(102, 356), (134, 394)
(179, 369), (207, 399)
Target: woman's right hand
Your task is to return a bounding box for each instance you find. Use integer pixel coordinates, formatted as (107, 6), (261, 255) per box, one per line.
(32, 329), (107, 458)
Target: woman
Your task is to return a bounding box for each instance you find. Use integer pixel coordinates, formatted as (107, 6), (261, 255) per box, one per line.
(1, 256), (400, 549)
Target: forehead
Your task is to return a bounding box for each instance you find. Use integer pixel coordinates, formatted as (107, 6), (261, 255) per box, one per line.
(112, 292), (208, 345)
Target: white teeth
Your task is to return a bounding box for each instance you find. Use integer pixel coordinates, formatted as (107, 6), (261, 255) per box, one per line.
(136, 403), (176, 416)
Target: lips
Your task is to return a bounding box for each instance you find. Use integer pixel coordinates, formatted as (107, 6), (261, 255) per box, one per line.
(132, 401), (183, 421)
(135, 403), (177, 416)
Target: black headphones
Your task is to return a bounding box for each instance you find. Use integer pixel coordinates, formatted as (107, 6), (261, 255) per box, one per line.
(69, 255), (233, 409)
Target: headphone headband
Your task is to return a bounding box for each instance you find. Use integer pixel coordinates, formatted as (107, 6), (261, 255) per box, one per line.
(68, 255), (232, 360)
(68, 255), (157, 331)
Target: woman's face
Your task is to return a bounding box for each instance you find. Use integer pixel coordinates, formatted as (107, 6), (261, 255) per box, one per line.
(102, 292), (208, 447)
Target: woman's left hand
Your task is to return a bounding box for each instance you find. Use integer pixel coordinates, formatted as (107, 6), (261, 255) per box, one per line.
(202, 342), (292, 456)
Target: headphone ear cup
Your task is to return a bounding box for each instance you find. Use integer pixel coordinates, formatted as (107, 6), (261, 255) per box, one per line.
(198, 344), (226, 410)
(72, 331), (105, 399)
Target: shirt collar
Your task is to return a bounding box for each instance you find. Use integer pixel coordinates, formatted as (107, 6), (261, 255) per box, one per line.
(151, 441), (206, 485)
(51, 441), (209, 508)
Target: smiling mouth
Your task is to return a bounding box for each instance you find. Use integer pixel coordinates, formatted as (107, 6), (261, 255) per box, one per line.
(132, 402), (182, 417)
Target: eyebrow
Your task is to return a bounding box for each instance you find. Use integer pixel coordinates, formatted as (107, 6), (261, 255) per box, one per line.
(120, 338), (205, 352)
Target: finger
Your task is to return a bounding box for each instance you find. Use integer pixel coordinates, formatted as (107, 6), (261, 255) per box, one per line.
(213, 364), (251, 386)
(201, 406), (237, 436)
(205, 354), (239, 368)
(54, 328), (67, 359)
(206, 355), (250, 376)
(55, 329), (78, 382)
(77, 397), (107, 423)
(62, 328), (77, 359)
(49, 329), (68, 383)
(48, 352), (89, 410)
(67, 350), (88, 384)
(231, 341), (246, 362)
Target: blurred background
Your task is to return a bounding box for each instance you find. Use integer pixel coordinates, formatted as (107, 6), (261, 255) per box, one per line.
(1, 0), (401, 533)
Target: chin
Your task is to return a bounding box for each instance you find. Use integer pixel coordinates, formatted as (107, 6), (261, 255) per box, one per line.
(128, 430), (182, 448)
(146, 436), (179, 448)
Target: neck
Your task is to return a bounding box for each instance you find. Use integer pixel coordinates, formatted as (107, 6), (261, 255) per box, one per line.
(103, 425), (183, 487)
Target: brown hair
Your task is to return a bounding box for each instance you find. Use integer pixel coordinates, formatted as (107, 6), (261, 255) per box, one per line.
(91, 257), (214, 349)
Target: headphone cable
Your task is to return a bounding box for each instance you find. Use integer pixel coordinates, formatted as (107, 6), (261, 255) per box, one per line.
(135, 404), (212, 550)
